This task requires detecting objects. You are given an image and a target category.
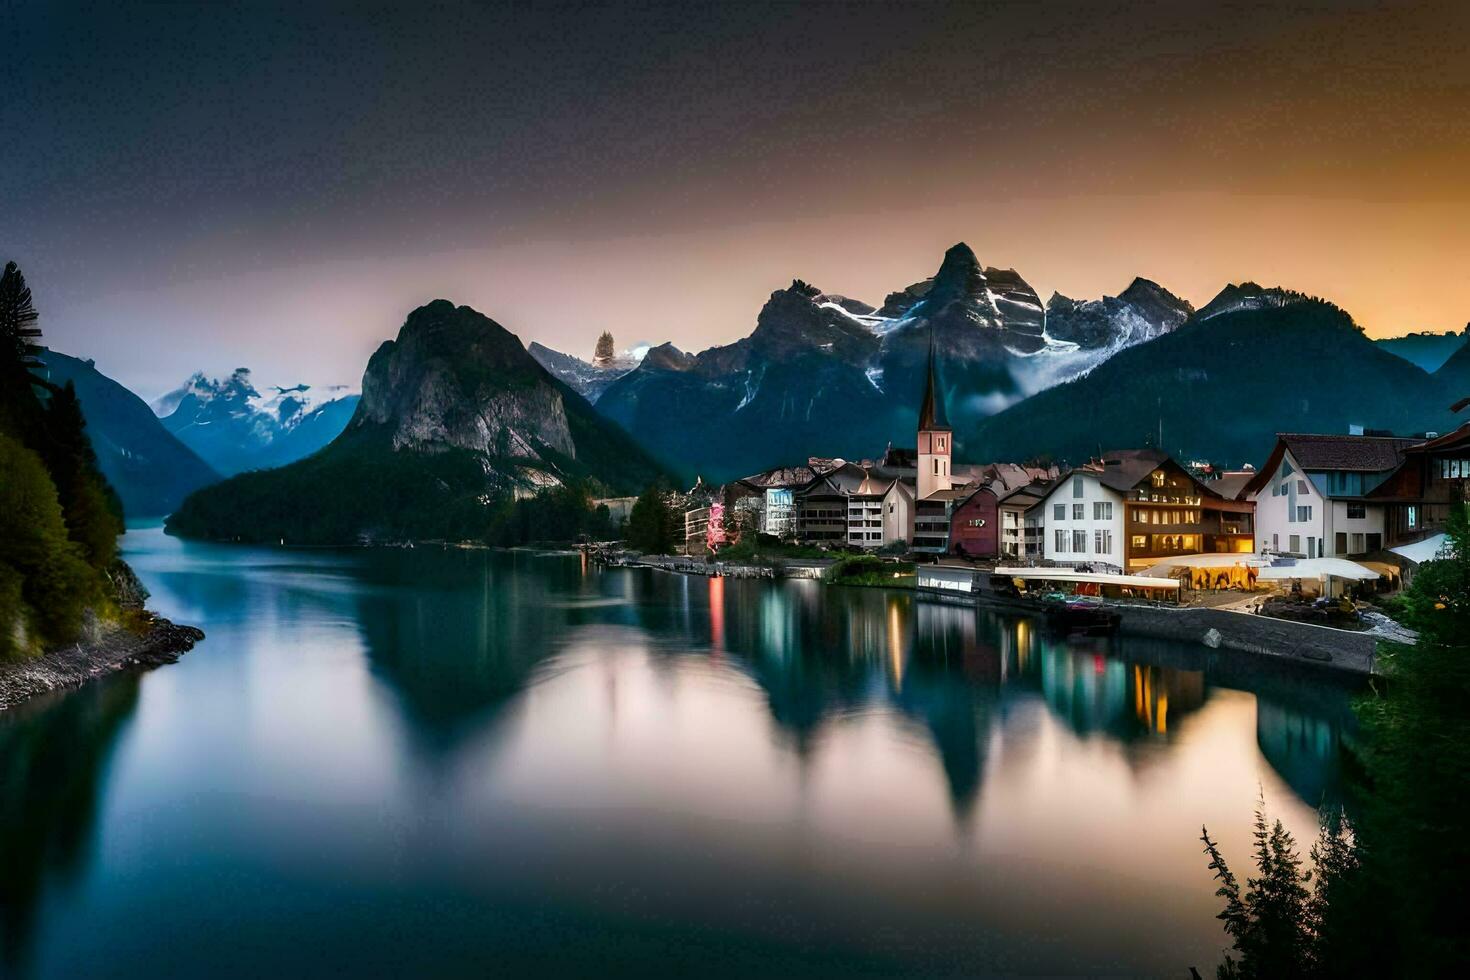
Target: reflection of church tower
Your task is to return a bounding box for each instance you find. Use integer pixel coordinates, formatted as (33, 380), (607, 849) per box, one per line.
(916, 330), (953, 499)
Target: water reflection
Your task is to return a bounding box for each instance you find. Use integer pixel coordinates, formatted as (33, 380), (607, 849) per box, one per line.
(2, 532), (1364, 978)
(0, 675), (140, 974)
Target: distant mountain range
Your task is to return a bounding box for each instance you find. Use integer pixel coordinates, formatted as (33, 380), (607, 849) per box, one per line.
(151, 370), (359, 475)
(1375, 328), (1468, 373)
(527, 340), (647, 403)
(37, 350), (219, 517)
(966, 290), (1465, 467)
(532, 242), (1194, 481)
(167, 300), (668, 544)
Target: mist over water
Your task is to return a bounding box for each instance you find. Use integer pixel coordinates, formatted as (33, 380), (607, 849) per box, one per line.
(0, 527), (1356, 977)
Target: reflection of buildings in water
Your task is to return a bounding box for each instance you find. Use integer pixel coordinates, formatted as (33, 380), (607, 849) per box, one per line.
(1130, 663), (1205, 735)
(0, 676), (141, 974)
(887, 595), (906, 690)
(1256, 698), (1344, 806)
(708, 575), (725, 651)
(1032, 643), (1206, 740)
(913, 600), (1001, 685)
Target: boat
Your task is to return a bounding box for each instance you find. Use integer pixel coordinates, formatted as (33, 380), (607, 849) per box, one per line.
(1041, 594), (1122, 636)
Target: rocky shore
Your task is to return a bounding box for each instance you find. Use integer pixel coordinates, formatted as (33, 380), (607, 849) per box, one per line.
(0, 614), (205, 712)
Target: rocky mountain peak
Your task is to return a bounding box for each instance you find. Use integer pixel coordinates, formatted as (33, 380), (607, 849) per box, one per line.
(357, 300), (574, 461)
(639, 342), (696, 372)
(919, 242), (987, 312)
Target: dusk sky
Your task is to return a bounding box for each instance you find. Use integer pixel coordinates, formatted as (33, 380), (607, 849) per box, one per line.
(7, 0), (1469, 398)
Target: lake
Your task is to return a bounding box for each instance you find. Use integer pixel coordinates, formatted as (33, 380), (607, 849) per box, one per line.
(0, 526), (1358, 977)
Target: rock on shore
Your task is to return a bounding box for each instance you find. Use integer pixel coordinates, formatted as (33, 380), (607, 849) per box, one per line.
(0, 615), (205, 712)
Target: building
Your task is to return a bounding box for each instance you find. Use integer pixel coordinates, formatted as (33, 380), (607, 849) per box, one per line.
(999, 483), (1048, 560)
(1038, 449), (1254, 571)
(911, 334), (960, 553)
(915, 337), (953, 501)
(1367, 421), (1470, 548)
(947, 463), (1057, 559)
(796, 473), (849, 543)
(1243, 433), (1420, 557)
(846, 469), (894, 549)
(725, 464), (821, 538)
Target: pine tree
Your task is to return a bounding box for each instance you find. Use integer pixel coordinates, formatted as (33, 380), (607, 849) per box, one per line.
(1200, 795), (1314, 979)
(42, 382), (123, 568)
(0, 261), (48, 442)
(626, 484), (677, 553)
(0, 261), (42, 380)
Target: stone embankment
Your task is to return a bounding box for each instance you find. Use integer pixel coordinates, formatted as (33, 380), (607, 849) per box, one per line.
(0, 615), (205, 712)
(1112, 604), (1377, 675)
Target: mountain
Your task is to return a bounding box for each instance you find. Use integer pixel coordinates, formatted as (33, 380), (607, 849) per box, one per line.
(1378, 328), (1469, 373)
(527, 341), (643, 403)
(153, 369), (359, 475)
(37, 350), (220, 516)
(166, 300), (669, 544)
(594, 243), (1193, 481)
(1433, 337), (1470, 407)
(964, 290), (1458, 468)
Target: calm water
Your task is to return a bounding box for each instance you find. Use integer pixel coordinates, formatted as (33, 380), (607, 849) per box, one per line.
(0, 526), (1358, 978)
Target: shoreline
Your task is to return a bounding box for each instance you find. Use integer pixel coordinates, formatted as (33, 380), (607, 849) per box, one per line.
(0, 614), (205, 713)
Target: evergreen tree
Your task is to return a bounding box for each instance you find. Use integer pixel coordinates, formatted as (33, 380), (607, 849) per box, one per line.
(41, 382), (123, 568)
(0, 261), (48, 441)
(1352, 503), (1470, 973)
(1200, 796), (1313, 979)
(0, 261), (42, 382)
(626, 484), (678, 553)
(0, 434), (104, 655)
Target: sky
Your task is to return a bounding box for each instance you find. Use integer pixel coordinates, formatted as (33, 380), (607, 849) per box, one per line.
(5, 0), (1468, 398)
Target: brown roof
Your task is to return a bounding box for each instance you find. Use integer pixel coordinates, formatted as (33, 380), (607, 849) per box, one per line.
(1277, 433), (1421, 471)
(1212, 472), (1255, 501)
(1406, 421), (1470, 454)
(1094, 448), (1170, 492)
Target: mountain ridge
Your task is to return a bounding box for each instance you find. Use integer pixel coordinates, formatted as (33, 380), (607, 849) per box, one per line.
(166, 300), (670, 544)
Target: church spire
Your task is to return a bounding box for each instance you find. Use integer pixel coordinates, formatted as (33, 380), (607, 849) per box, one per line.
(917, 328), (950, 432)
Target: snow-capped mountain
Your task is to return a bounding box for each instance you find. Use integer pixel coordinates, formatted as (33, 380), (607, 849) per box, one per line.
(527, 341), (646, 403)
(152, 368), (360, 475)
(589, 242), (1193, 480)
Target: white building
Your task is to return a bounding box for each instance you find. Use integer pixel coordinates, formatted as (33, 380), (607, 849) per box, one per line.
(1036, 469), (1127, 571)
(1243, 433), (1419, 558)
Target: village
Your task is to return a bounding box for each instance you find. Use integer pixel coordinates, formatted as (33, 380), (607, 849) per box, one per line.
(600, 341), (1467, 667)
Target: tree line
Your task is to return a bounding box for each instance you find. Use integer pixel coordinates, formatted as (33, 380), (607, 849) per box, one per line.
(1, 261), (126, 659)
(1199, 504), (1470, 976)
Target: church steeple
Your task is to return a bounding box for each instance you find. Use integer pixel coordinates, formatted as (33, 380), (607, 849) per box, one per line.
(917, 329), (950, 432)
(916, 329), (952, 498)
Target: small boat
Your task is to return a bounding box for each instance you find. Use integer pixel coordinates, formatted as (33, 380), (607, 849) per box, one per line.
(1042, 595), (1121, 636)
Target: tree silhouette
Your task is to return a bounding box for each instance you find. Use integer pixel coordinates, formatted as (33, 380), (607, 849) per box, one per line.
(594, 331), (615, 363)
(0, 261), (43, 382)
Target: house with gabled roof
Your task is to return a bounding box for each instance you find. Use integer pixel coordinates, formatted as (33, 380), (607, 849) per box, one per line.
(1366, 421), (1470, 548)
(1037, 448), (1254, 571)
(1242, 432), (1421, 557)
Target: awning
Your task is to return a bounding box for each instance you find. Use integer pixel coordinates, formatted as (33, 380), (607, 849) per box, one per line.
(993, 567), (1181, 589)
(1140, 553), (1272, 578)
(1257, 558), (1382, 582)
(1390, 533), (1447, 565)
